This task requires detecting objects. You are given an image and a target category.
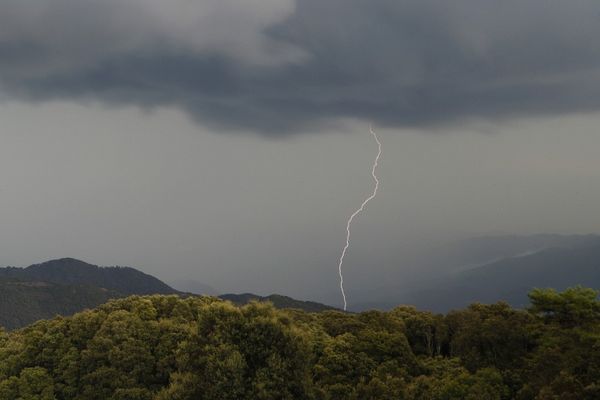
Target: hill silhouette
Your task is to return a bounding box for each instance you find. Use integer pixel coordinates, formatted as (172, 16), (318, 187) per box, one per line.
(0, 258), (336, 329)
(220, 293), (337, 312)
(0, 258), (178, 295)
(356, 239), (600, 312)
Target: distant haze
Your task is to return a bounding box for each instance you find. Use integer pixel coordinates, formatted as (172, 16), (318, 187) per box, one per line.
(2, 1), (600, 308)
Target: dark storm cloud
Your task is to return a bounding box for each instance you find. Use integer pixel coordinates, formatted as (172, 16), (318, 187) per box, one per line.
(2, 0), (600, 133)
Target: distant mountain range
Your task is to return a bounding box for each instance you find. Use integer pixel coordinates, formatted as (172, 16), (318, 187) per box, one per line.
(353, 234), (600, 312)
(220, 293), (336, 313)
(168, 278), (220, 296)
(0, 258), (336, 329)
(2, 234), (599, 328)
(0, 258), (178, 295)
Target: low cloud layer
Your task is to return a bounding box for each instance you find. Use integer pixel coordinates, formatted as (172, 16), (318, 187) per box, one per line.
(2, 0), (600, 133)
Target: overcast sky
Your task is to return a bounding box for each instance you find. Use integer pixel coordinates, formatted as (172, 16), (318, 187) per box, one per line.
(2, 1), (600, 307)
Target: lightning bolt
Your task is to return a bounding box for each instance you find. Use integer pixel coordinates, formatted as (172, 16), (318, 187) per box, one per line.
(337, 126), (382, 311)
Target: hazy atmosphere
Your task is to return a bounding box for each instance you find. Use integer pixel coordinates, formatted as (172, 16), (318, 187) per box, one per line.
(2, 0), (600, 308)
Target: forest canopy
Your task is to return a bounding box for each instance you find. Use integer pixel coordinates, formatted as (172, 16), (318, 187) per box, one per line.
(0, 287), (598, 400)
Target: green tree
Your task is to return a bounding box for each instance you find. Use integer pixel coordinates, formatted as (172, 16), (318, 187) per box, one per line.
(446, 302), (536, 371)
(529, 286), (600, 328)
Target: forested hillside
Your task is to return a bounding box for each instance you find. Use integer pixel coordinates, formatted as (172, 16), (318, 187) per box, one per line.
(0, 280), (116, 330)
(0, 258), (179, 329)
(0, 258), (178, 295)
(0, 259), (337, 329)
(0, 287), (598, 399)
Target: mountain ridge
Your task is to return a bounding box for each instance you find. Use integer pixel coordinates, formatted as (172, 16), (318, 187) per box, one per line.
(0, 258), (337, 329)
(220, 293), (337, 313)
(0, 258), (179, 295)
(353, 240), (600, 312)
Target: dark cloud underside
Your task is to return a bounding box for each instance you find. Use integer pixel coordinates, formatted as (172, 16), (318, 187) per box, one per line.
(2, 0), (600, 133)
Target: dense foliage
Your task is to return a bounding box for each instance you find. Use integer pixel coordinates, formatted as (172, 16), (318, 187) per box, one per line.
(0, 287), (598, 399)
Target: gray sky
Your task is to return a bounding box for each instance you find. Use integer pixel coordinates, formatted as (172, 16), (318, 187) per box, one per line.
(2, 1), (600, 307)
